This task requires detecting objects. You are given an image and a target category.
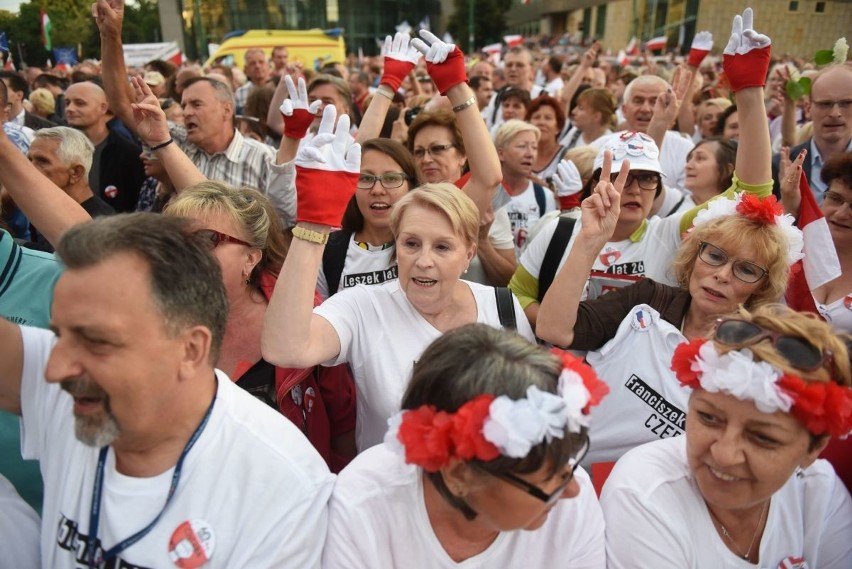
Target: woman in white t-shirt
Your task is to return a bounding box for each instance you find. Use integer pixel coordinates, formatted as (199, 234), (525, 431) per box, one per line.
(601, 304), (852, 568)
(322, 324), (607, 568)
(559, 87), (615, 151)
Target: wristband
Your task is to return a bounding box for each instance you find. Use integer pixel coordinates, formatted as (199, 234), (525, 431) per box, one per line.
(150, 138), (174, 151)
(375, 86), (395, 101)
(723, 46), (771, 92)
(452, 96), (476, 113)
(381, 58), (415, 93)
(292, 225), (330, 245)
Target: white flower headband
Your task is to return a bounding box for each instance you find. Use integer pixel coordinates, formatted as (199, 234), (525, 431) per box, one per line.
(384, 350), (609, 472)
(691, 193), (804, 265)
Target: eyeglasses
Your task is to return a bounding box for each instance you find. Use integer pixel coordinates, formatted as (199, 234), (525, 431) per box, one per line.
(357, 172), (409, 190)
(608, 172), (660, 191)
(714, 318), (831, 372)
(194, 229), (253, 249)
(698, 242), (768, 284)
(494, 435), (589, 505)
(412, 143), (455, 160)
(823, 191), (852, 210)
(812, 99), (852, 112)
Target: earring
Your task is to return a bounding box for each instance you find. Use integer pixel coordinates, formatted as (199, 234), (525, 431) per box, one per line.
(795, 467), (805, 479)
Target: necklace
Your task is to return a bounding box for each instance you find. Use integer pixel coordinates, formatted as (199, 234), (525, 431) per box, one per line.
(708, 501), (769, 563)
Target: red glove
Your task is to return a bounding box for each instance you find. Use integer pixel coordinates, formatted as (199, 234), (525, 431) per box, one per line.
(280, 75), (322, 140)
(688, 31), (713, 67)
(380, 32), (421, 92)
(722, 8), (772, 91)
(425, 47), (467, 95)
(295, 168), (359, 227)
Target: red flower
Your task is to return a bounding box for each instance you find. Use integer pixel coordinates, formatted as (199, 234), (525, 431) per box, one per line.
(397, 406), (455, 472)
(452, 395), (500, 462)
(736, 194), (782, 225)
(777, 375), (852, 438)
(671, 339), (705, 388)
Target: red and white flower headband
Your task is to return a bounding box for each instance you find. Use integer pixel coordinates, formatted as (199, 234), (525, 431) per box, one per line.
(690, 193), (804, 265)
(672, 339), (852, 438)
(384, 350), (610, 472)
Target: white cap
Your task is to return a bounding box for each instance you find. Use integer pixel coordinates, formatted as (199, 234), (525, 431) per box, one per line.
(594, 131), (664, 176)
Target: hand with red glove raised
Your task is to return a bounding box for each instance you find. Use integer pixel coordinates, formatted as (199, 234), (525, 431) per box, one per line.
(380, 32), (422, 93)
(280, 75), (322, 140)
(723, 7), (771, 92)
(688, 31), (713, 68)
(295, 105), (361, 228)
(411, 30), (467, 96)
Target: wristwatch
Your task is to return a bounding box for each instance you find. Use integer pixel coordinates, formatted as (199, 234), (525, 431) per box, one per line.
(292, 225), (330, 245)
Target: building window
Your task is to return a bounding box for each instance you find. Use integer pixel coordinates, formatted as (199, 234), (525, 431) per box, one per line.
(815, 1), (826, 13)
(788, 1), (798, 11)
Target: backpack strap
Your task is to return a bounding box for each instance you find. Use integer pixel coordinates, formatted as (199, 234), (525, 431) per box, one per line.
(321, 231), (352, 296)
(532, 183), (547, 217)
(537, 215), (577, 303)
(494, 287), (517, 330)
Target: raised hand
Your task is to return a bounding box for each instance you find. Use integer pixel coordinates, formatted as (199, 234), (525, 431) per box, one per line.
(129, 76), (170, 146)
(651, 65), (693, 128)
(295, 105), (361, 228)
(410, 30), (466, 95)
(723, 7), (771, 91)
(579, 151), (629, 245)
(280, 75), (322, 140)
(381, 32), (422, 92)
(91, 0), (124, 38)
(580, 41), (601, 69)
(688, 31), (713, 68)
(778, 146), (807, 216)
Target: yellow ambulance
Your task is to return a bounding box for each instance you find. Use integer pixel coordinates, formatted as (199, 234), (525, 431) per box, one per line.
(204, 29), (346, 69)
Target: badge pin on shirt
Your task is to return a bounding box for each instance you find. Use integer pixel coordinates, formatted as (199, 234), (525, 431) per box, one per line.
(168, 520), (215, 569)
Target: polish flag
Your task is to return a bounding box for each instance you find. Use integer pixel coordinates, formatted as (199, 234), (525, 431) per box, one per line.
(785, 175), (841, 316)
(645, 36), (667, 52)
(503, 35), (524, 48)
(617, 50), (629, 67)
(625, 36), (639, 56)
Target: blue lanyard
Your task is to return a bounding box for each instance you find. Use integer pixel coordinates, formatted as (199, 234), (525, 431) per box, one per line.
(86, 392), (216, 568)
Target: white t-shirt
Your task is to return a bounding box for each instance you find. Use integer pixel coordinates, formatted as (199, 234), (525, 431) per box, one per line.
(584, 304), (688, 465)
(315, 279), (534, 450)
(316, 234), (397, 300)
(602, 130), (694, 190)
(656, 184), (696, 218)
(816, 293), (852, 334)
(322, 443), (606, 569)
(601, 436), (852, 569)
(506, 181), (557, 254)
(519, 213), (682, 288)
(0, 473), (40, 568)
(466, 206), (515, 286)
(19, 326), (335, 569)
(558, 127), (612, 151)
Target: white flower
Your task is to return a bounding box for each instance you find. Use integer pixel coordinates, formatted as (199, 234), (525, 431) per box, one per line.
(558, 369), (593, 433)
(694, 343), (794, 413)
(775, 212), (804, 263)
(383, 412), (405, 456)
(690, 194), (739, 232)
(482, 386), (567, 458)
(833, 38), (848, 64)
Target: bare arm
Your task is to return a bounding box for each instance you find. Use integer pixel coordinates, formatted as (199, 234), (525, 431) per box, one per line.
(0, 129), (90, 246)
(560, 42), (599, 112)
(0, 318), (23, 415)
(94, 0), (138, 134)
(454, 81), (502, 216)
(474, 210), (516, 286)
(676, 67), (701, 137)
(733, 87), (771, 185)
(266, 75), (289, 137)
(537, 153), (628, 346)
(355, 87), (393, 143)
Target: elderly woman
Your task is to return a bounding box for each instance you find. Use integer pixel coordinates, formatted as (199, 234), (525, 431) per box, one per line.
(694, 97), (733, 141)
(601, 304), (852, 568)
(684, 137), (737, 205)
(262, 103), (533, 452)
(323, 324), (608, 568)
(510, 9), (776, 328)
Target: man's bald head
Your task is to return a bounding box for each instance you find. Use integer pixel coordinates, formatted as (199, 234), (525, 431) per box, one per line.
(64, 81), (110, 132)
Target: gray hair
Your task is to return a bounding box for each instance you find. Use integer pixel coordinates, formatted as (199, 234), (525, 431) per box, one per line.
(183, 76), (236, 115)
(56, 213), (228, 363)
(622, 74), (667, 106)
(34, 126), (95, 177)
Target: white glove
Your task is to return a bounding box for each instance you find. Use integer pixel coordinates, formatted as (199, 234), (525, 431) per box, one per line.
(295, 105), (360, 174)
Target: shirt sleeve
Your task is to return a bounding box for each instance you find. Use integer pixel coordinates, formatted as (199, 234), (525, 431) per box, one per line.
(569, 278), (660, 351)
(266, 159), (297, 229)
(508, 264), (540, 310)
(18, 326), (64, 462)
(488, 207), (515, 250)
(677, 173), (774, 233)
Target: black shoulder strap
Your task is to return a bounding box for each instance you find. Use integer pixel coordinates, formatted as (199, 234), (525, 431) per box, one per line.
(663, 194), (687, 218)
(321, 231), (352, 296)
(490, 86), (508, 124)
(537, 216), (577, 303)
(494, 287), (517, 330)
(532, 183), (546, 217)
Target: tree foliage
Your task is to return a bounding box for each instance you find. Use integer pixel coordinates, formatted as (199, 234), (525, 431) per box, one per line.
(447, 0), (512, 53)
(1, 0), (162, 67)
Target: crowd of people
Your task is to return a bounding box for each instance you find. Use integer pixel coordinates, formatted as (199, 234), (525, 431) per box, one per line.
(0, 1), (850, 567)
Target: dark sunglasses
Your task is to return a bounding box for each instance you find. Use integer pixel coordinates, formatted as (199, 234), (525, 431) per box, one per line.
(194, 229), (252, 249)
(714, 318), (831, 372)
(494, 435), (589, 505)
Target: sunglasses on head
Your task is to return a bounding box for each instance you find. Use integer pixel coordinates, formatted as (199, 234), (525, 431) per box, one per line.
(713, 318), (831, 372)
(193, 229), (252, 250)
(493, 434), (589, 505)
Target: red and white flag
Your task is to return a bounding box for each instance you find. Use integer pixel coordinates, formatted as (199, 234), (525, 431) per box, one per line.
(785, 175), (841, 315)
(645, 36), (667, 52)
(503, 35), (524, 48)
(625, 36), (639, 56)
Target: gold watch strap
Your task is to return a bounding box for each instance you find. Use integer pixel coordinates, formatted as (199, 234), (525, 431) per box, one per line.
(292, 225), (330, 245)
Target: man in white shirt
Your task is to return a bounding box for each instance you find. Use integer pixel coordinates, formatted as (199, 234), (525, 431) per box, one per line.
(0, 213), (333, 568)
(234, 48), (271, 113)
(540, 54), (565, 97)
(484, 46), (543, 130)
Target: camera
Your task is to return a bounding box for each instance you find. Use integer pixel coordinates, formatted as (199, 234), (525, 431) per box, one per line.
(404, 106), (423, 126)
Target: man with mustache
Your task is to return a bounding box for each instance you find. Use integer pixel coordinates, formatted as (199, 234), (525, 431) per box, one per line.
(0, 213), (334, 568)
